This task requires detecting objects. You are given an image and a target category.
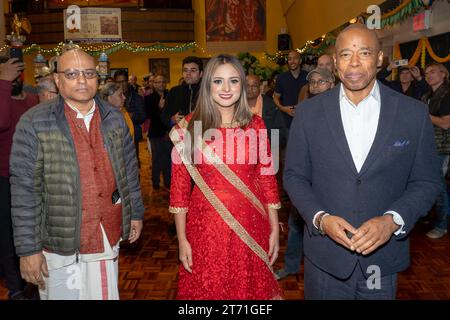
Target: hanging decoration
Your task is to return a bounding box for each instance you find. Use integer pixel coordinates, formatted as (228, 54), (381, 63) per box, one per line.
(423, 38), (450, 63)
(394, 37), (450, 70)
(264, 34), (336, 64)
(0, 41), (207, 57)
(362, 0), (426, 28)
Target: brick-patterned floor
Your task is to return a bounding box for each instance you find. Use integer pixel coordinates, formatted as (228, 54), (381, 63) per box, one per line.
(1, 140), (449, 299)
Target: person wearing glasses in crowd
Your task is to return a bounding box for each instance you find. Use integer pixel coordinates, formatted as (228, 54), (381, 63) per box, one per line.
(9, 47), (144, 300)
(306, 67), (335, 98)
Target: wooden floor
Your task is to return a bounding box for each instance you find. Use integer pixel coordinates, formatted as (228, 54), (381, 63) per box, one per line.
(1, 141), (449, 300)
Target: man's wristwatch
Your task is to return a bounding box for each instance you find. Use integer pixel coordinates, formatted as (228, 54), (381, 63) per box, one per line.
(316, 212), (330, 236)
(385, 212), (402, 231)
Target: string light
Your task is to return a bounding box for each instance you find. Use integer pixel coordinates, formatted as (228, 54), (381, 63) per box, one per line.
(3, 41), (209, 57)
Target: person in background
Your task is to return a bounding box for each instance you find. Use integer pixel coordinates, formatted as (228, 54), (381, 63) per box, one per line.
(422, 63), (450, 239)
(246, 74), (287, 147)
(114, 70), (146, 167)
(145, 74), (171, 191)
(36, 76), (58, 103)
(105, 76), (114, 84)
(0, 56), (39, 300)
(377, 62), (429, 100)
(100, 82), (134, 140)
(139, 73), (154, 97)
(128, 74), (140, 93)
(307, 67), (335, 98)
(273, 50), (308, 128)
(161, 56), (203, 127)
(299, 54), (336, 102)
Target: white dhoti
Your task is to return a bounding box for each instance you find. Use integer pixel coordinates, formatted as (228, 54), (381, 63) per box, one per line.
(39, 225), (121, 300)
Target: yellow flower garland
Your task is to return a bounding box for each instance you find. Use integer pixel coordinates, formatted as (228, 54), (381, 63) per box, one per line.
(393, 36), (450, 71)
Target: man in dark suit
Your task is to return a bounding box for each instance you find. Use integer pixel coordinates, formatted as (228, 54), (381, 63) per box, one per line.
(284, 24), (441, 299)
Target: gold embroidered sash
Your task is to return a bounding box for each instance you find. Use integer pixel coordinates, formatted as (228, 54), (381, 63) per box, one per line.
(175, 118), (268, 217)
(169, 122), (273, 271)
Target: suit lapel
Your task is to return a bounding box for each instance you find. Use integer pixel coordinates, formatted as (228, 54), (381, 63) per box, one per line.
(323, 86), (359, 176)
(359, 83), (399, 176)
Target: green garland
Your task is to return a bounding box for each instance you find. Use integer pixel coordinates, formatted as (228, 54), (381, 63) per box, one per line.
(264, 36), (336, 63)
(379, 0), (424, 28)
(0, 41), (200, 56)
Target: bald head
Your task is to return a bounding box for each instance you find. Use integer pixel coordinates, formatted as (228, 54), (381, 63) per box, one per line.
(317, 54), (334, 73)
(246, 74), (260, 85)
(246, 74), (261, 100)
(336, 24), (380, 52)
(57, 49), (95, 72)
(53, 48), (98, 112)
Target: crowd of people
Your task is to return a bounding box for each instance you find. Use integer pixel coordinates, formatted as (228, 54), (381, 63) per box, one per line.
(0, 24), (449, 300)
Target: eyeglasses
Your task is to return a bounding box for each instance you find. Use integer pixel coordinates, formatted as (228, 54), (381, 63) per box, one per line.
(309, 79), (330, 86)
(57, 69), (97, 80)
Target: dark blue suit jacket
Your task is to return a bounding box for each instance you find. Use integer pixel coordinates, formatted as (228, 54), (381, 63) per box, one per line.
(284, 82), (441, 279)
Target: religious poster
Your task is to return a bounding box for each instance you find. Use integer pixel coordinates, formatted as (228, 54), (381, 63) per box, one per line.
(48, 0), (137, 9)
(205, 0), (266, 52)
(64, 7), (122, 42)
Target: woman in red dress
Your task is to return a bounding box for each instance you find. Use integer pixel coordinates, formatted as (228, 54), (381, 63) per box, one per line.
(169, 54), (282, 300)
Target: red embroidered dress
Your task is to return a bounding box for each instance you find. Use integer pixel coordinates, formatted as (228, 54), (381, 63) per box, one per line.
(169, 115), (282, 300)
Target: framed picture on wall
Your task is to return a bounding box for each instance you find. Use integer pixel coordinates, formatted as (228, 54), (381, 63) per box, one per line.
(149, 58), (170, 83)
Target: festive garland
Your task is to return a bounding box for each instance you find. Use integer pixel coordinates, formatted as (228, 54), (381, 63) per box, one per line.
(0, 41), (206, 56)
(362, 0), (425, 28)
(264, 35), (336, 64)
(423, 37), (450, 63)
(380, 0), (424, 28)
(394, 37), (450, 70)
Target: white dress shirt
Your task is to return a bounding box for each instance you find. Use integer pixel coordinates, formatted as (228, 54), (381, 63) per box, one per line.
(340, 81), (380, 173)
(66, 100), (96, 131)
(313, 81), (405, 236)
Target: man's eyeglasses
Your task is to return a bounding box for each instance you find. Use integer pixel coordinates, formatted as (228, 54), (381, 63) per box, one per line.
(309, 79), (329, 86)
(57, 69), (98, 80)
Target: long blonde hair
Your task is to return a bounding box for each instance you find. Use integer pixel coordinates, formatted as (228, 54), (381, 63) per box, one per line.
(186, 54), (253, 158)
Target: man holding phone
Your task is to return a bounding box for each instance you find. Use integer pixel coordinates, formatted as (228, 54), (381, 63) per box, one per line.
(377, 60), (429, 100)
(0, 55), (39, 299)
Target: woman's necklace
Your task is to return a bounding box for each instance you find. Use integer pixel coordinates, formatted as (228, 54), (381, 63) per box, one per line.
(221, 120), (239, 128)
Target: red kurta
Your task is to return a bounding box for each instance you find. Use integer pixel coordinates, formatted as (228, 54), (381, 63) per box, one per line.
(170, 115), (282, 300)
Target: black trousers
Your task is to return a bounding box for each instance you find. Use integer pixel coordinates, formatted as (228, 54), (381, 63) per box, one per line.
(0, 176), (25, 295)
(150, 137), (172, 188)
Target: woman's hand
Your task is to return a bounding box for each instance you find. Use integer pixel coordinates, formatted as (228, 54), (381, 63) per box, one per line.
(178, 238), (193, 273)
(268, 225), (280, 266)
